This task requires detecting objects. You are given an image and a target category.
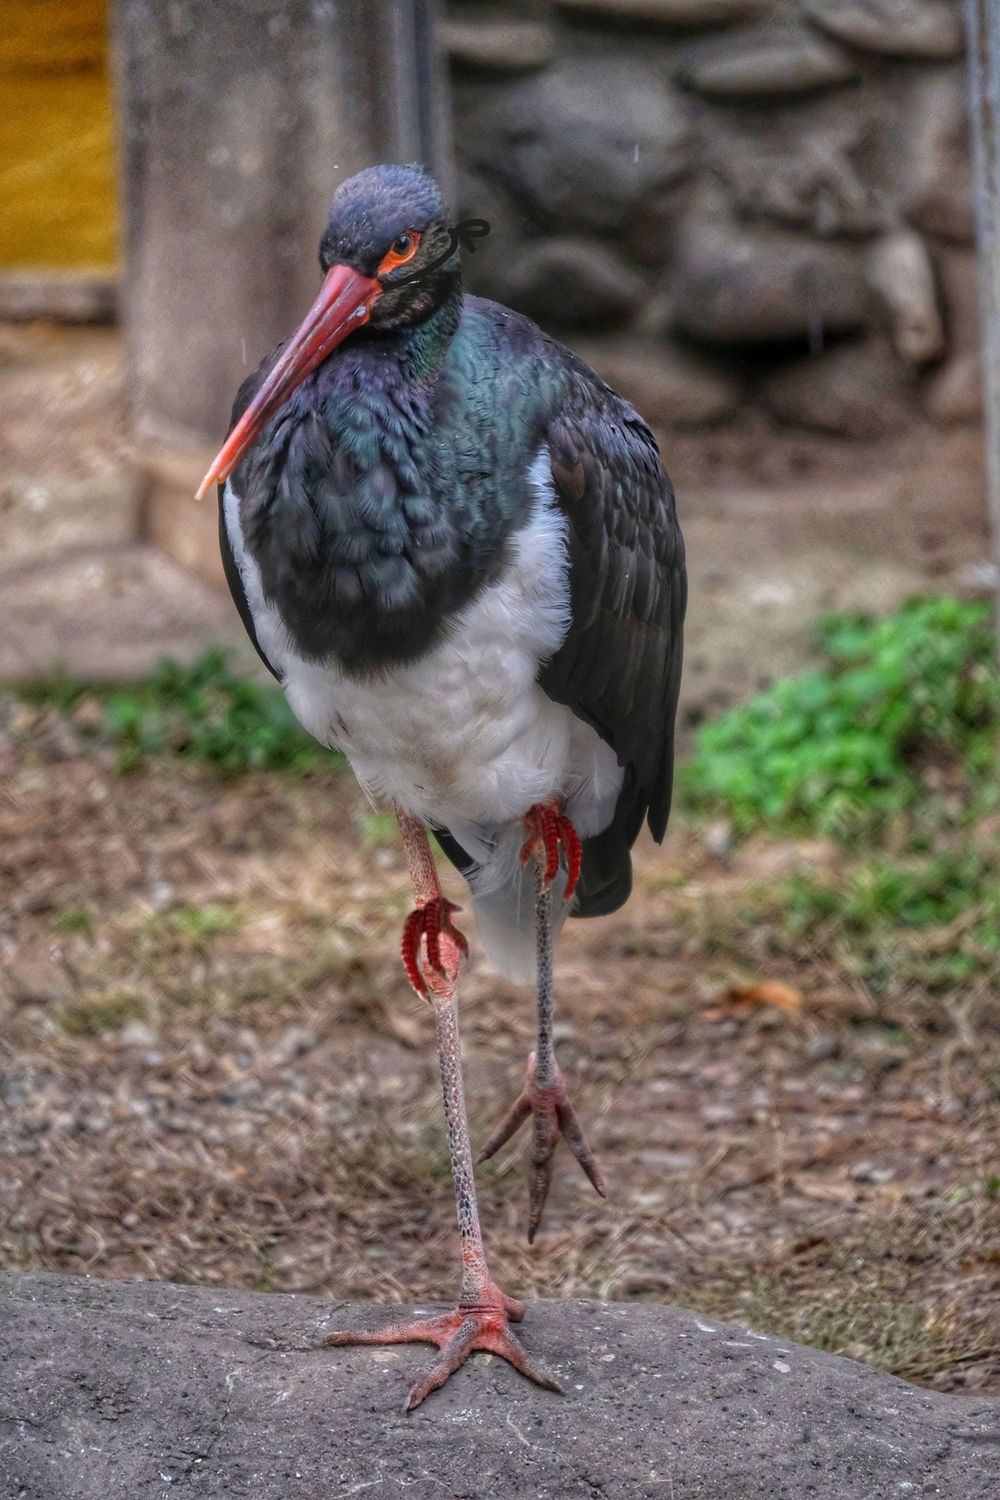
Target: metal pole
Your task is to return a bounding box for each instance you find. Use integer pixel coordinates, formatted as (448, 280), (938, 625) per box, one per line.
(966, 0), (1000, 655)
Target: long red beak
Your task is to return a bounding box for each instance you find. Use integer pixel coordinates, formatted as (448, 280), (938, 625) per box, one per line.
(195, 264), (381, 500)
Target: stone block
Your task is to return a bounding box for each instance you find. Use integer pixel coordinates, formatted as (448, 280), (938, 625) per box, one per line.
(0, 546), (243, 683)
(938, 246), (982, 354)
(442, 20), (554, 72)
(467, 58), (696, 237)
(0, 272), (117, 324)
(925, 350), (984, 424)
(0, 474), (138, 572)
(455, 170), (535, 303)
(139, 445), (228, 591)
(556, 0), (767, 23)
(569, 335), (742, 425)
(865, 229), (945, 364)
(901, 69), (975, 244)
(504, 238), (649, 327)
(705, 115), (887, 237)
(670, 221), (869, 343)
(804, 0), (963, 59)
(760, 336), (915, 436)
(681, 26), (858, 96)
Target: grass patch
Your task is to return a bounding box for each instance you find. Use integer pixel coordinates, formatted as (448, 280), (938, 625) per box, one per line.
(357, 811), (398, 849)
(158, 904), (247, 940)
(681, 595), (1000, 999)
(681, 596), (1000, 841)
(18, 650), (343, 776)
(52, 905), (96, 937)
(60, 992), (146, 1037)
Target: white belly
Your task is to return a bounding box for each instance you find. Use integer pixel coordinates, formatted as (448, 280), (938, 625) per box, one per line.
(223, 451), (623, 857)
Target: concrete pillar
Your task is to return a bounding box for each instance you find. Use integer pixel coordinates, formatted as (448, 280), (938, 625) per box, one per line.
(110, 0), (453, 584)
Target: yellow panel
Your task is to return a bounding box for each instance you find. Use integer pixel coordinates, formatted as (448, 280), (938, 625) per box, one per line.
(0, 1), (116, 268)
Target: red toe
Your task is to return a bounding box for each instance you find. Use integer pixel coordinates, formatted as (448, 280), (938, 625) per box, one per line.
(479, 1054), (605, 1241)
(520, 802), (582, 901)
(325, 1281), (561, 1410)
(401, 895), (469, 996)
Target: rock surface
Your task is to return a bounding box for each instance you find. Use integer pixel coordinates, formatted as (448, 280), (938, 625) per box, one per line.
(504, 238), (648, 326)
(925, 349), (984, 424)
(468, 58), (696, 235)
(902, 69), (976, 243)
(761, 337), (915, 436)
(570, 335), (742, 425)
(804, 0), (963, 59)
(0, 475), (137, 572)
(670, 221), (868, 343)
(865, 228), (945, 364)
(1, 1273), (997, 1500)
(705, 115), (886, 237)
(442, 20), (554, 72)
(681, 27), (858, 96)
(0, 545), (248, 683)
(556, 0), (766, 23)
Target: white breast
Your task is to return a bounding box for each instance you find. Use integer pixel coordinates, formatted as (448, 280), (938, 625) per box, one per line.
(223, 449), (623, 867)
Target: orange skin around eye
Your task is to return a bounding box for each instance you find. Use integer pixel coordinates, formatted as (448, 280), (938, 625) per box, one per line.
(377, 231), (421, 277)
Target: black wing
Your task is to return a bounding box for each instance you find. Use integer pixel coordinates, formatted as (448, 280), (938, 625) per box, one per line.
(540, 381), (686, 916)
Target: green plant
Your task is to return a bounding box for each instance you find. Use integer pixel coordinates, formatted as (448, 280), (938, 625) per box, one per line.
(681, 596), (1000, 840)
(21, 650), (343, 776)
(60, 992), (147, 1037)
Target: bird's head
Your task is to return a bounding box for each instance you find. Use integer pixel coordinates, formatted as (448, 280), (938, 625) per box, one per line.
(196, 163), (456, 499)
(319, 163), (457, 331)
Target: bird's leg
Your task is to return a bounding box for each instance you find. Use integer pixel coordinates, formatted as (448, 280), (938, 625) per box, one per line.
(325, 810), (561, 1411)
(479, 803), (605, 1242)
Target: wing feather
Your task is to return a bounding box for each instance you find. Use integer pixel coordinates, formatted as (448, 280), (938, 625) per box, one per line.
(539, 377), (686, 909)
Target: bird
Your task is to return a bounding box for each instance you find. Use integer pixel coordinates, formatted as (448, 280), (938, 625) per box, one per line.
(197, 162), (686, 1410)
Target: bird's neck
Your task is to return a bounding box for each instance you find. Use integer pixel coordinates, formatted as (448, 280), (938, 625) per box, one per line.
(362, 282), (462, 386)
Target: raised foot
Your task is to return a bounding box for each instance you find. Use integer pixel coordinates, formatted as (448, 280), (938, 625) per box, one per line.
(521, 801), (582, 900)
(401, 894), (469, 997)
(479, 1053), (605, 1242)
(324, 1283), (562, 1411)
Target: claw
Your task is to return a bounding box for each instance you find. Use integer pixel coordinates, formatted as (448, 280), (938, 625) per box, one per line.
(401, 895), (469, 997)
(520, 802), (582, 901)
(479, 1052), (605, 1242)
(325, 1282), (562, 1411)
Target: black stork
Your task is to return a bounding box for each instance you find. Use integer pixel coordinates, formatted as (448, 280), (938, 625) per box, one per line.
(197, 163), (686, 1410)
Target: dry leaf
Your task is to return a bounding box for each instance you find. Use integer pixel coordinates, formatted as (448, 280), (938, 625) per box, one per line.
(789, 1173), (859, 1205)
(727, 979), (803, 1013)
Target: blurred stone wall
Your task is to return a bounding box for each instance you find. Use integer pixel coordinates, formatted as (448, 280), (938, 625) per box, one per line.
(447, 0), (981, 444)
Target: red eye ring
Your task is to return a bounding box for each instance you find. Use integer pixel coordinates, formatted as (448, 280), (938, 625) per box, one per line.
(378, 230), (421, 277)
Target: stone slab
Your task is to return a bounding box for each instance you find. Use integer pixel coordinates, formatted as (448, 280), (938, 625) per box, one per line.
(0, 1273), (996, 1499)
(0, 273), (117, 325)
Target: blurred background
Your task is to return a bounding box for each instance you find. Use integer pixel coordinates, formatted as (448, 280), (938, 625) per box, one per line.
(2, 0), (999, 1398)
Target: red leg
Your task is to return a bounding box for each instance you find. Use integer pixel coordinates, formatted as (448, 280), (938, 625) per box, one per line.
(483, 814), (604, 1241)
(326, 809), (561, 1410)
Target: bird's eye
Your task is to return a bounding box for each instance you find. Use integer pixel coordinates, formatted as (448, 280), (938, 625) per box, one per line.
(378, 231), (421, 277)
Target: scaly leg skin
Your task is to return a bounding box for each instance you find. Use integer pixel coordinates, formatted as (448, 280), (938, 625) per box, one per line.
(325, 809), (561, 1411)
(480, 803), (605, 1243)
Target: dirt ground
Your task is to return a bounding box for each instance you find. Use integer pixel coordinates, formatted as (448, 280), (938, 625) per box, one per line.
(1, 721), (998, 1397)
